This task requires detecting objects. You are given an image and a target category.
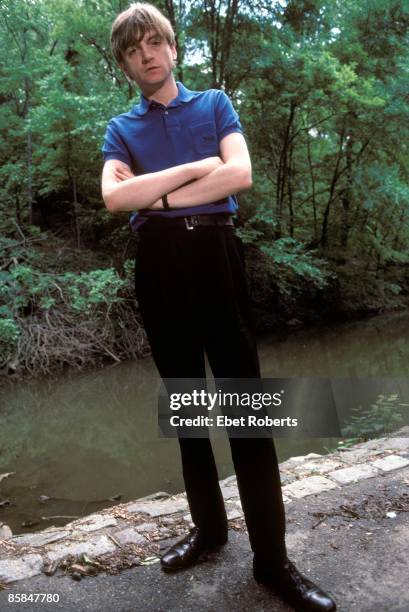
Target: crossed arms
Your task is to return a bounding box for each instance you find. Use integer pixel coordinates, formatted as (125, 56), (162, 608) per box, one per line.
(101, 132), (252, 213)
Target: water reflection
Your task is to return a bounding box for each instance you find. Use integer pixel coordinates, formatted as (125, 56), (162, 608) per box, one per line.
(0, 310), (408, 533)
(258, 310), (409, 378)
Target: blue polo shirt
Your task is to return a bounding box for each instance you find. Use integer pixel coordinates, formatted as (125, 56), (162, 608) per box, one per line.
(102, 82), (242, 230)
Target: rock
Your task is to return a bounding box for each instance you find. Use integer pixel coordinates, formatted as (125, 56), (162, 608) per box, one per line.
(182, 514), (194, 527)
(0, 555), (43, 583)
(370, 455), (409, 472)
(73, 514), (118, 532)
(335, 448), (382, 464)
(292, 459), (345, 476)
(279, 472), (297, 485)
(136, 522), (158, 533)
(355, 438), (388, 451)
(376, 438), (409, 452)
(160, 516), (178, 526)
(42, 559), (59, 576)
(45, 535), (116, 563)
(158, 528), (171, 537)
(328, 463), (379, 484)
(221, 485), (239, 499)
(0, 523), (12, 540)
(281, 453), (322, 469)
(226, 496), (241, 507)
(127, 498), (188, 517)
(284, 476), (338, 499)
(219, 475), (237, 487)
(136, 491), (170, 502)
(12, 530), (70, 547)
(114, 528), (146, 546)
(227, 507), (243, 520)
(393, 426), (409, 437)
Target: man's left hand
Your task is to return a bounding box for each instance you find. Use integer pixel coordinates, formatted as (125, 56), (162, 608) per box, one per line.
(114, 166), (135, 182)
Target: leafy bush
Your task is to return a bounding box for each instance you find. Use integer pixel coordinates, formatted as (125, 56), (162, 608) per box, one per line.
(0, 236), (147, 376)
(259, 237), (332, 296)
(239, 233), (334, 329)
(0, 317), (20, 365)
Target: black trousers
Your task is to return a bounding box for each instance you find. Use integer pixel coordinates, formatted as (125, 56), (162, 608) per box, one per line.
(134, 217), (287, 563)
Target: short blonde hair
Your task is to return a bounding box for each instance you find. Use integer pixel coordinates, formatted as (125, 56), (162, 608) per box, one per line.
(111, 3), (176, 65)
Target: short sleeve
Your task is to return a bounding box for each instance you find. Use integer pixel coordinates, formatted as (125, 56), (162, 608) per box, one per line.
(214, 90), (243, 142)
(101, 120), (132, 166)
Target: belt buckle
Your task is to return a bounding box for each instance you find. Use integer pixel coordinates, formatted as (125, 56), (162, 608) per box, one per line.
(185, 216), (196, 231)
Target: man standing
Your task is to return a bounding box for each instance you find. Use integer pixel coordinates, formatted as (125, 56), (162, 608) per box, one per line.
(102, 4), (336, 611)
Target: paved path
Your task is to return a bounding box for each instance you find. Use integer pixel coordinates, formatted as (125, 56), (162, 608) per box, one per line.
(1, 431), (409, 611)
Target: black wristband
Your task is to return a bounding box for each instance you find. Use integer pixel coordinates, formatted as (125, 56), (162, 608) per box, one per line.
(162, 194), (170, 210)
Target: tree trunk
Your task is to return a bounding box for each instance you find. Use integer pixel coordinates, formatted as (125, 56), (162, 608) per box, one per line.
(72, 174), (81, 249)
(340, 133), (353, 248)
(220, 0), (238, 94)
(204, 0), (240, 93)
(321, 126), (345, 248)
(15, 192), (21, 226)
(27, 128), (33, 225)
(306, 133), (317, 240)
(275, 102), (295, 239)
(287, 140), (294, 237)
(165, 0), (184, 81)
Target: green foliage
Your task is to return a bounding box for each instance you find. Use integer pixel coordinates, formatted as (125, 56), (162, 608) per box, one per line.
(340, 394), (406, 445)
(2, 263), (126, 315)
(1, 0), (408, 265)
(335, 263), (407, 316)
(0, 234), (145, 374)
(238, 218), (332, 315)
(0, 317), (20, 365)
(259, 238), (331, 294)
(1, 0), (409, 374)
(62, 269), (126, 313)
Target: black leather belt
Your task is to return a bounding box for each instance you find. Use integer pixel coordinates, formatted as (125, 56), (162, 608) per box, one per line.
(147, 214), (234, 231)
(183, 214), (234, 230)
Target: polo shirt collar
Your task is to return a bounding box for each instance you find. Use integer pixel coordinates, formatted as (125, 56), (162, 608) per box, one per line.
(133, 81), (196, 116)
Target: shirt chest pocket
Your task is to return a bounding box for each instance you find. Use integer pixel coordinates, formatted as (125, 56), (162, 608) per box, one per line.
(189, 121), (218, 157)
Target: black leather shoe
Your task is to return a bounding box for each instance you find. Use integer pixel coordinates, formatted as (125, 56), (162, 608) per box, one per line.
(161, 527), (227, 572)
(254, 558), (336, 612)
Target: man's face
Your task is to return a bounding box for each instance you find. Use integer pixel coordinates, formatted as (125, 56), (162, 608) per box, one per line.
(121, 30), (177, 92)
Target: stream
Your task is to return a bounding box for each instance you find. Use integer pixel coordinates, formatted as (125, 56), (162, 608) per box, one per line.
(1, 310), (408, 534)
